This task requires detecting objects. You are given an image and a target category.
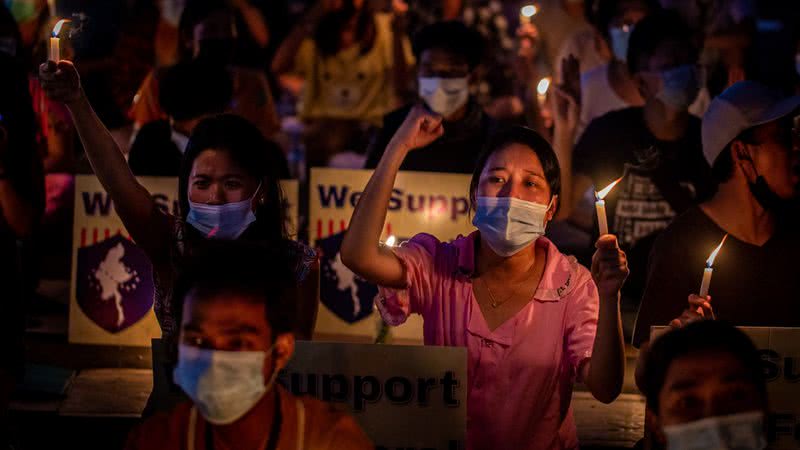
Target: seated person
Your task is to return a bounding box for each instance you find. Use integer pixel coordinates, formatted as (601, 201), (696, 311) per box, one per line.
(364, 21), (493, 174)
(128, 60), (232, 177)
(642, 320), (768, 450)
(561, 11), (714, 328)
(124, 241), (373, 450)
(633, 81), (800, 351)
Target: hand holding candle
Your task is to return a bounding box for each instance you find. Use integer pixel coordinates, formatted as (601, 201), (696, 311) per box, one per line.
(595, 177), (623, 236)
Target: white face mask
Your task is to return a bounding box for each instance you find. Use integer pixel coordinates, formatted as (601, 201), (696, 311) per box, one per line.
(608, 25), (632, 62)
(418, 77), (470, 118)
(472, 196), (551, 257)
(186, 185), (259, 239)
(663, 411), (767, 450)
(173, 343), (280, 425)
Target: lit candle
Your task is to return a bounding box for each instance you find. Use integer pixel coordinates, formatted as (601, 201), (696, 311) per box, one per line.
(536, 77), (550, 108)
(595, 177), (623, 236)
(698, 234), (728, 298)
(520, 4), (538, 24)
(49, 19), (70, 63)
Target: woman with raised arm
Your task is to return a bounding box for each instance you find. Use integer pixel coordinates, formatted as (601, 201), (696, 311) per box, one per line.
(340, 106), (627, 449)
(38, 60), (318, 351)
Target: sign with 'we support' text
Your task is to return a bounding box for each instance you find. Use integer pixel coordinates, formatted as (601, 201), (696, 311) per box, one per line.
(308, 168), (475, 343)
(69, 175), (299, 346)
(282, 341), (467, 450)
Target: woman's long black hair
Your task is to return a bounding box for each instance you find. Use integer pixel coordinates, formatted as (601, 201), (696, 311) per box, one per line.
(178, 114), (287, 244)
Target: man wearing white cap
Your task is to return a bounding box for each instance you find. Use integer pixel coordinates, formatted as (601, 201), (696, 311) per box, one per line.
(633, 80), (800, 353)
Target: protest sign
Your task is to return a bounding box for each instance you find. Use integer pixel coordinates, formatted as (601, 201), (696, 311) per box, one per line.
(652, 326), (800, 449)
(69, 175), (299, 346)
(308, 168), (475, 344)
(283, 341), (467, 450)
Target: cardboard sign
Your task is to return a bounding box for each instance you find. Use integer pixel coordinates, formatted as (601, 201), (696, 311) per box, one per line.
(308, 168), (475, 344)
(69, 175), (299, 346)
(651, 326), (800, 449)
(282, 341), (466, 450)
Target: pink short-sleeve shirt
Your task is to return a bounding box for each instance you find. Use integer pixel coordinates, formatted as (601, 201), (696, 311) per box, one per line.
(376, 232), (599, 450)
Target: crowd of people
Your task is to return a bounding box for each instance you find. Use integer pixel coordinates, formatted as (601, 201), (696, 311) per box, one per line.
(1, 0), (799, 449)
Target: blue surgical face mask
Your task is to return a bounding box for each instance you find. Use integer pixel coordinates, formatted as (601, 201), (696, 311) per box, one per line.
(186, 185), (259, 239)
(472, 196), (552, 257)
(655, 64), (701, 110)
(608, 25), (633, 62)
(173, 343), (279, 425)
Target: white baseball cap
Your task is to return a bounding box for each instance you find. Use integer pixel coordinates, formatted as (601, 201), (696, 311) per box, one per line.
(702, 81), (800, 166)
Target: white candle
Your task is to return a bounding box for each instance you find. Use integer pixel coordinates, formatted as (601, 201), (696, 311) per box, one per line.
(595, 177), (622, 236)
(49, 36), (60, 62)
(698, 267), (713, 297)
(697, 234), (728, 299)
(595, 199), (608, 236)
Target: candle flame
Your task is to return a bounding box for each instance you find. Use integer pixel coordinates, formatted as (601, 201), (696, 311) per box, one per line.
(596, 177), (623, 200)
(385, 235), (397, 247)
(52, 19), (70, 37)
(705, 234), (728, 267)
(521, 4), (538, 17)
(536, 77), (550, 96)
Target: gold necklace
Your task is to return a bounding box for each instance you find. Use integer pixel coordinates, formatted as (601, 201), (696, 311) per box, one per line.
(479, 261), (538, 309)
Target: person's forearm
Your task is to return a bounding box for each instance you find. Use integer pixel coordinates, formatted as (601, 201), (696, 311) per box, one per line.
(238, 3), (269, 48)
(67, 92), (142, 199)
(0, 180), (38, 238)
(66, 91), (155, 233)
(340, 142), (407, 272)
(587, 293), (625, 403)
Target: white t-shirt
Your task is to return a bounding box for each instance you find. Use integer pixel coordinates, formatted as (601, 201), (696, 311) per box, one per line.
(576, 64), (630, 141)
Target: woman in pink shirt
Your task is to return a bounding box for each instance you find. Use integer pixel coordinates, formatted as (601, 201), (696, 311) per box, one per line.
(341, 106), (628, 449)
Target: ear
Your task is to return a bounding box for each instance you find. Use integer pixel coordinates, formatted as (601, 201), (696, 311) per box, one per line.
(731, 140), (757, 181)
(547, 195), (559, 222)
(633, 73), (650, 100)
(272, 332), (295, 372)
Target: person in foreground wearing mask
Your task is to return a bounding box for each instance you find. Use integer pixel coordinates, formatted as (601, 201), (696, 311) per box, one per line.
(364, 21), (493, 173)
(341, 108), (628, 449)
(39, 59), (318, 410)
(130, 0), (280, 138)
(124, 241), (373, 450)
(632, 81), (800, 354)
(641, 320), (768, 450)
(558, 11), (714, 330)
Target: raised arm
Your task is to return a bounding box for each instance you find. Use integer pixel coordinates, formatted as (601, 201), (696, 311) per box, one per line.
(340, 105), (443, 287)
(39, 61), (169, 258)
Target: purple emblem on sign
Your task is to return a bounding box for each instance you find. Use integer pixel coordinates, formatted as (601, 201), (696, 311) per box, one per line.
(76, 235), (154, 333)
